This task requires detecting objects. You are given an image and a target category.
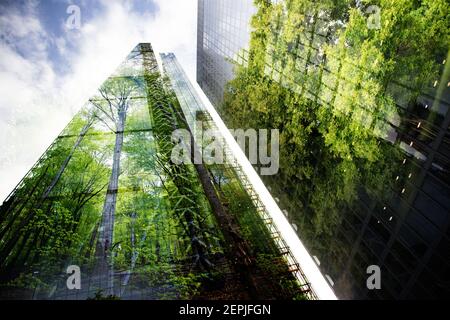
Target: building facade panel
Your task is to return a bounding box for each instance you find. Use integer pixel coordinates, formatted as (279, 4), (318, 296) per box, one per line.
(197, 0), (255, 107)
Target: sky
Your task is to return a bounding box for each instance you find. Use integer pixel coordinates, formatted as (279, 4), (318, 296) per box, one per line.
(0, 0), (199, 201)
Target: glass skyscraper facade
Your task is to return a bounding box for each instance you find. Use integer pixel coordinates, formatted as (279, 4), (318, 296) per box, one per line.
(197, 0), (256, 107)
(0, 43), (312, 300)
(197, 0), (450, 299)
(162, 52), (336, 299)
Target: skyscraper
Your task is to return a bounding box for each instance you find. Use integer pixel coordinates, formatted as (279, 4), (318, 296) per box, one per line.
(197, 0), (450, 299)
(197, 0), (255, 108)
(0, 43), (314, 300)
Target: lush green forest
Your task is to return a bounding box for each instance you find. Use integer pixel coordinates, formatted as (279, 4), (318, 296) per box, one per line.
(0, 44), (306, 300)
(221, 0), (449, 296)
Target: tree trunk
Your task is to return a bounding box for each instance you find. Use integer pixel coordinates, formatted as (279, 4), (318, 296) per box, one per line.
(85, 222), (100, 261)
(14, 227), (44, 276)
(120, 212), (139, 296)
(186, 125), (262, 298)
(42, 120), (92, 199)
(0, 233), (32, 281)
(94, 110), (126, 296)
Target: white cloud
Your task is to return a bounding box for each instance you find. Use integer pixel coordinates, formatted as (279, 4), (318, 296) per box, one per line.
(0, 0), (198, 201)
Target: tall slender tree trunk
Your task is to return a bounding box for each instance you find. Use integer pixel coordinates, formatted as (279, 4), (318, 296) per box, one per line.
(94, 110), (126, 296)
(20, 231), (42, 265)
(85, 222), (100, 261)
(0, 233), (32, 281)
(154, 214), (161, 262)
(184, 122), (263, 298)
(120, 212), (140, 296)
(42, 120), (93, 199)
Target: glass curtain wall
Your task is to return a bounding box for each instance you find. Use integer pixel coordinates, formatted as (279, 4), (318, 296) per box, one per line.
(199, 0), (450, 299)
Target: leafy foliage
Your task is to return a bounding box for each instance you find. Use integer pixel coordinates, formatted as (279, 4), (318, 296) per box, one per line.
(222, 0), (448, 257)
